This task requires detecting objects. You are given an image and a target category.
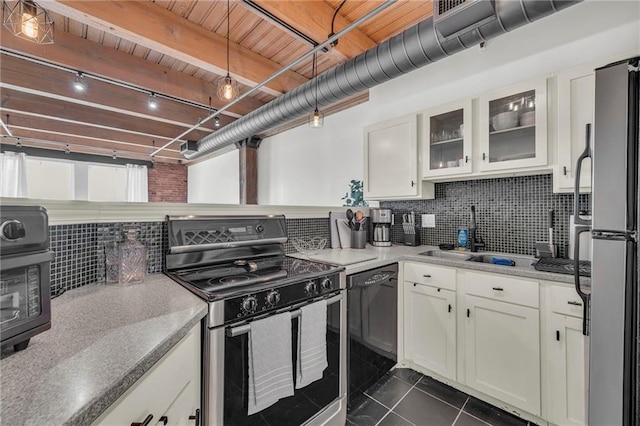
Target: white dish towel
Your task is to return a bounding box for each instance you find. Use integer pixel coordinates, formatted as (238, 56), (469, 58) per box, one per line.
(296, 300), (328, 389)
(248, 312), (294, 415)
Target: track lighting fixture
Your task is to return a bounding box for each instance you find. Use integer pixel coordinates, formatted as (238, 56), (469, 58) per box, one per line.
(148, 93), (158, 110)
(308, 53), (324, 128)
(216, 0), (238, 102)
(112, 150), (117, 160)
(64, 144), (70, 155)
(72, 72), (87, 92)
(3, 0), (54, 44)
(214, 116), (221, 128)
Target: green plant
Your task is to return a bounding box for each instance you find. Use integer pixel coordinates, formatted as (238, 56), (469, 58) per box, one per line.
(342, 179), (368, 207)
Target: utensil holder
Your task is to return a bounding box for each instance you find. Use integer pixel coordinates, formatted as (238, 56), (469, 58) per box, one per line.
(351, 230), (367, 249)
(403, 227), (420, 246)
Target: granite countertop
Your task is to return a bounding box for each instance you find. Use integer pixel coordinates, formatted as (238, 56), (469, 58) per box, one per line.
(292, 244), (590, 287)
(0, 274), (208, 426)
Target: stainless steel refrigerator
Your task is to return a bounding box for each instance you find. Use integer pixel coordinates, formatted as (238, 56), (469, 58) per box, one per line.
(574, 56), (639, 426)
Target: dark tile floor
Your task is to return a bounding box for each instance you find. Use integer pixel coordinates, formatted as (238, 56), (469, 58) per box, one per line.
(346, 368), (537, 426)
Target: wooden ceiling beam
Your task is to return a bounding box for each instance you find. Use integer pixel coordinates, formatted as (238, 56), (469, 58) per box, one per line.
(0, 54), (238, 131)
(0, 111), (187, 153)
(245, 0), (377, 61)
(42, 0), (308, 96)
(1, 89), (212, 141)
(0, 28), (263, 117)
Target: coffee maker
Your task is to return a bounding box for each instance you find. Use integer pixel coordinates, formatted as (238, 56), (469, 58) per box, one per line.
(370, 208), (392, 247)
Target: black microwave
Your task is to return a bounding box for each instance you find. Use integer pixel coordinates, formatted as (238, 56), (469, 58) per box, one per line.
(1, 206), (54, 352)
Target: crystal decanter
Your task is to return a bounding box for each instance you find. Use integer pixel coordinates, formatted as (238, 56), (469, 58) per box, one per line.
(118, 229), (147, 284)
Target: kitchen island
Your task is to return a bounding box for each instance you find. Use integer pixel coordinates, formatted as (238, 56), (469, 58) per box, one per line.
(0, 274), (207, 426)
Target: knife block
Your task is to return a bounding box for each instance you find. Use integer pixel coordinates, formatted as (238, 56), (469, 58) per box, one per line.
(403, 227), (420, 246)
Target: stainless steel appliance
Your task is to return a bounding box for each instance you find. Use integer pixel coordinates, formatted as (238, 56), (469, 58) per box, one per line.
(573, 56), (639, 425)
(164, 215), (346, 426)
(0, 205), (54, 352)
(370, 208), (392, 247)
(346, 264), (397, 407)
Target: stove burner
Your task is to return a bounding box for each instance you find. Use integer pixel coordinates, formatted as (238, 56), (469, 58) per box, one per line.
(216, 274), (257, 285)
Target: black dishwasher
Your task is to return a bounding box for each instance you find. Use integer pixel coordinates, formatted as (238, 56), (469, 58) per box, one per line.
(347, 263), (398, 407)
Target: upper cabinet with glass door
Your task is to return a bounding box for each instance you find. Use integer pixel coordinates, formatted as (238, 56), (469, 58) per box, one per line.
(422, 99), (473, 178)
(478, 79), (548, 172)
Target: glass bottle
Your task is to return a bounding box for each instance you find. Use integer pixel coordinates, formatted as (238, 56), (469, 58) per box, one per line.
(105, 241), (121, 284)
(119, 229), (147, 284)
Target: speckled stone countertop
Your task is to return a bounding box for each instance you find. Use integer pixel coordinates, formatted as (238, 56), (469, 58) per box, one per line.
(0, 274), (207, 426)
(293, 244), (590, 287)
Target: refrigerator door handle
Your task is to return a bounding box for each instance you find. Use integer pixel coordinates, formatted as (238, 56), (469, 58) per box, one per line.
(574, 226), (592, 335)
(591, 229), (637, 242)
(574, 123), (593, 227)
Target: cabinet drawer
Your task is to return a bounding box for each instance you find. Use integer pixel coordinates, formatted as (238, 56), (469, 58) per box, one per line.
(550, 285), (584, 318)
(463, 271), (539, 308)
(404, 262), (456, 291)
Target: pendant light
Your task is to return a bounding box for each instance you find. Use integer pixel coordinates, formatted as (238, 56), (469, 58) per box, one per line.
(2, 0), (54, 44)
(216, 0), (238, 102)
(308, 53), (324, 128)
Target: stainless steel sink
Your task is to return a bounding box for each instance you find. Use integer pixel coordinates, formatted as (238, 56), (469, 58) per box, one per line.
(418, 250), (474, 261)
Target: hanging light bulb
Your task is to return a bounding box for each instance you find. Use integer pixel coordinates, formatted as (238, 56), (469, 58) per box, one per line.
(72, 72), (87, 92)
(216, 0), (238, 102)
(3, 0), (54, 44)
(308, 53), (324, 128)
(148, 92), (158, 110)
(214, 116), (221, 127)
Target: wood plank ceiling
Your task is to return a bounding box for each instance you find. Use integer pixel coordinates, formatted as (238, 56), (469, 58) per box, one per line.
(0, 0), (433, 164)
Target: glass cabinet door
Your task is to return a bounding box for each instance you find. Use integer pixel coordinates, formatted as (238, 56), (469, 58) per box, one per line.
(422, 99), (472, 178)
(478, 79), (548, 172)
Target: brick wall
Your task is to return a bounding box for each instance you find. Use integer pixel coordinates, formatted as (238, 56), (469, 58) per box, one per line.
(148, 162), (187, 202)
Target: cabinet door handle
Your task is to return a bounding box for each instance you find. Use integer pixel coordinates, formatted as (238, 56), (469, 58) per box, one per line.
(189, 409), (201, 426)
(567, 300), (582, 306)
(448, 304), (452, 313)
(563, 166), (567, 176)
(466, 308), (470, 318)
(482, 153), (486, 161)
(131, 414), (153, 426)
(465, 155), (469, 163)
(556, 330), (560, 341)
(492, 287), (504, 291)
(437, 288), (441, 292)
(423, 274), (431, 278)
(411, 180), (416, 187)
(159, 416), (168, 425)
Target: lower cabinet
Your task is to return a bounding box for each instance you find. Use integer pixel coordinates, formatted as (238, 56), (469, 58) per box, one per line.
(464, 294), (540, 416)
(92, 322), (201, 426)
(545, 285), (588, 426)
(403, 281), (456, 380)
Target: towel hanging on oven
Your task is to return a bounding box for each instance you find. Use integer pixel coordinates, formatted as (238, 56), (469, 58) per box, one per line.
(296, 300), (328, 389)
(248, 312), (294, 415)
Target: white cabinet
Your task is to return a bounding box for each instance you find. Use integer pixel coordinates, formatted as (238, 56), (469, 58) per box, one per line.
(421, 99), (473, 178)
(554, 65), (594, 193)
(544, 285), (587, 426)
(363, 115), (434, 200)
(478, 79), (548, 172)
(92, 322), (201, 426)
(403, 281), (457, 380)
(461, 272), (540, 416)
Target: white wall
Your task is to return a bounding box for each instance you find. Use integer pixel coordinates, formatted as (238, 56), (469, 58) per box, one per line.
(187, 149), (240, 204)
(189, 0), (640, 206)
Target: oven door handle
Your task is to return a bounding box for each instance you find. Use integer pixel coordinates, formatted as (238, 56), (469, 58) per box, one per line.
(226, 293), (343, 338)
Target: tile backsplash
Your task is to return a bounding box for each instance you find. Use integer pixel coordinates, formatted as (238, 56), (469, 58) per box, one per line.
(381, 174), (589, 258)
(48, 175), (587, 294)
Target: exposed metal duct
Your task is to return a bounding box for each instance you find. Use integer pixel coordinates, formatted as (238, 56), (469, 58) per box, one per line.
(186, 0), (581, 160)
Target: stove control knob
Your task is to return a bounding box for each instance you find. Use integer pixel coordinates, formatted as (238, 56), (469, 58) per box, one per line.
(266, 290), (281, 306)
(1, 220), (25, 241)
(241, 295), (258, 314)
(304, 281), (318, 296)
(255, 224), (265, 233)
(320, 277), (333, 290)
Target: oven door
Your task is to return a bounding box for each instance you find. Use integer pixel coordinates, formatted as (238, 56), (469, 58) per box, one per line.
(204, 290), (347, 426)
(1, 251), (53, 348)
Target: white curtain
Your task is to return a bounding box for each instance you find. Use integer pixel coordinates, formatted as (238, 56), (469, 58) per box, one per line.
(125, 164), (148, 202)
(0, 151), (28, 198)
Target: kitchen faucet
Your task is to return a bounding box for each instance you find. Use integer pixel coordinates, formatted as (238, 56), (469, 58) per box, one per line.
(470, 205), (485, 252)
